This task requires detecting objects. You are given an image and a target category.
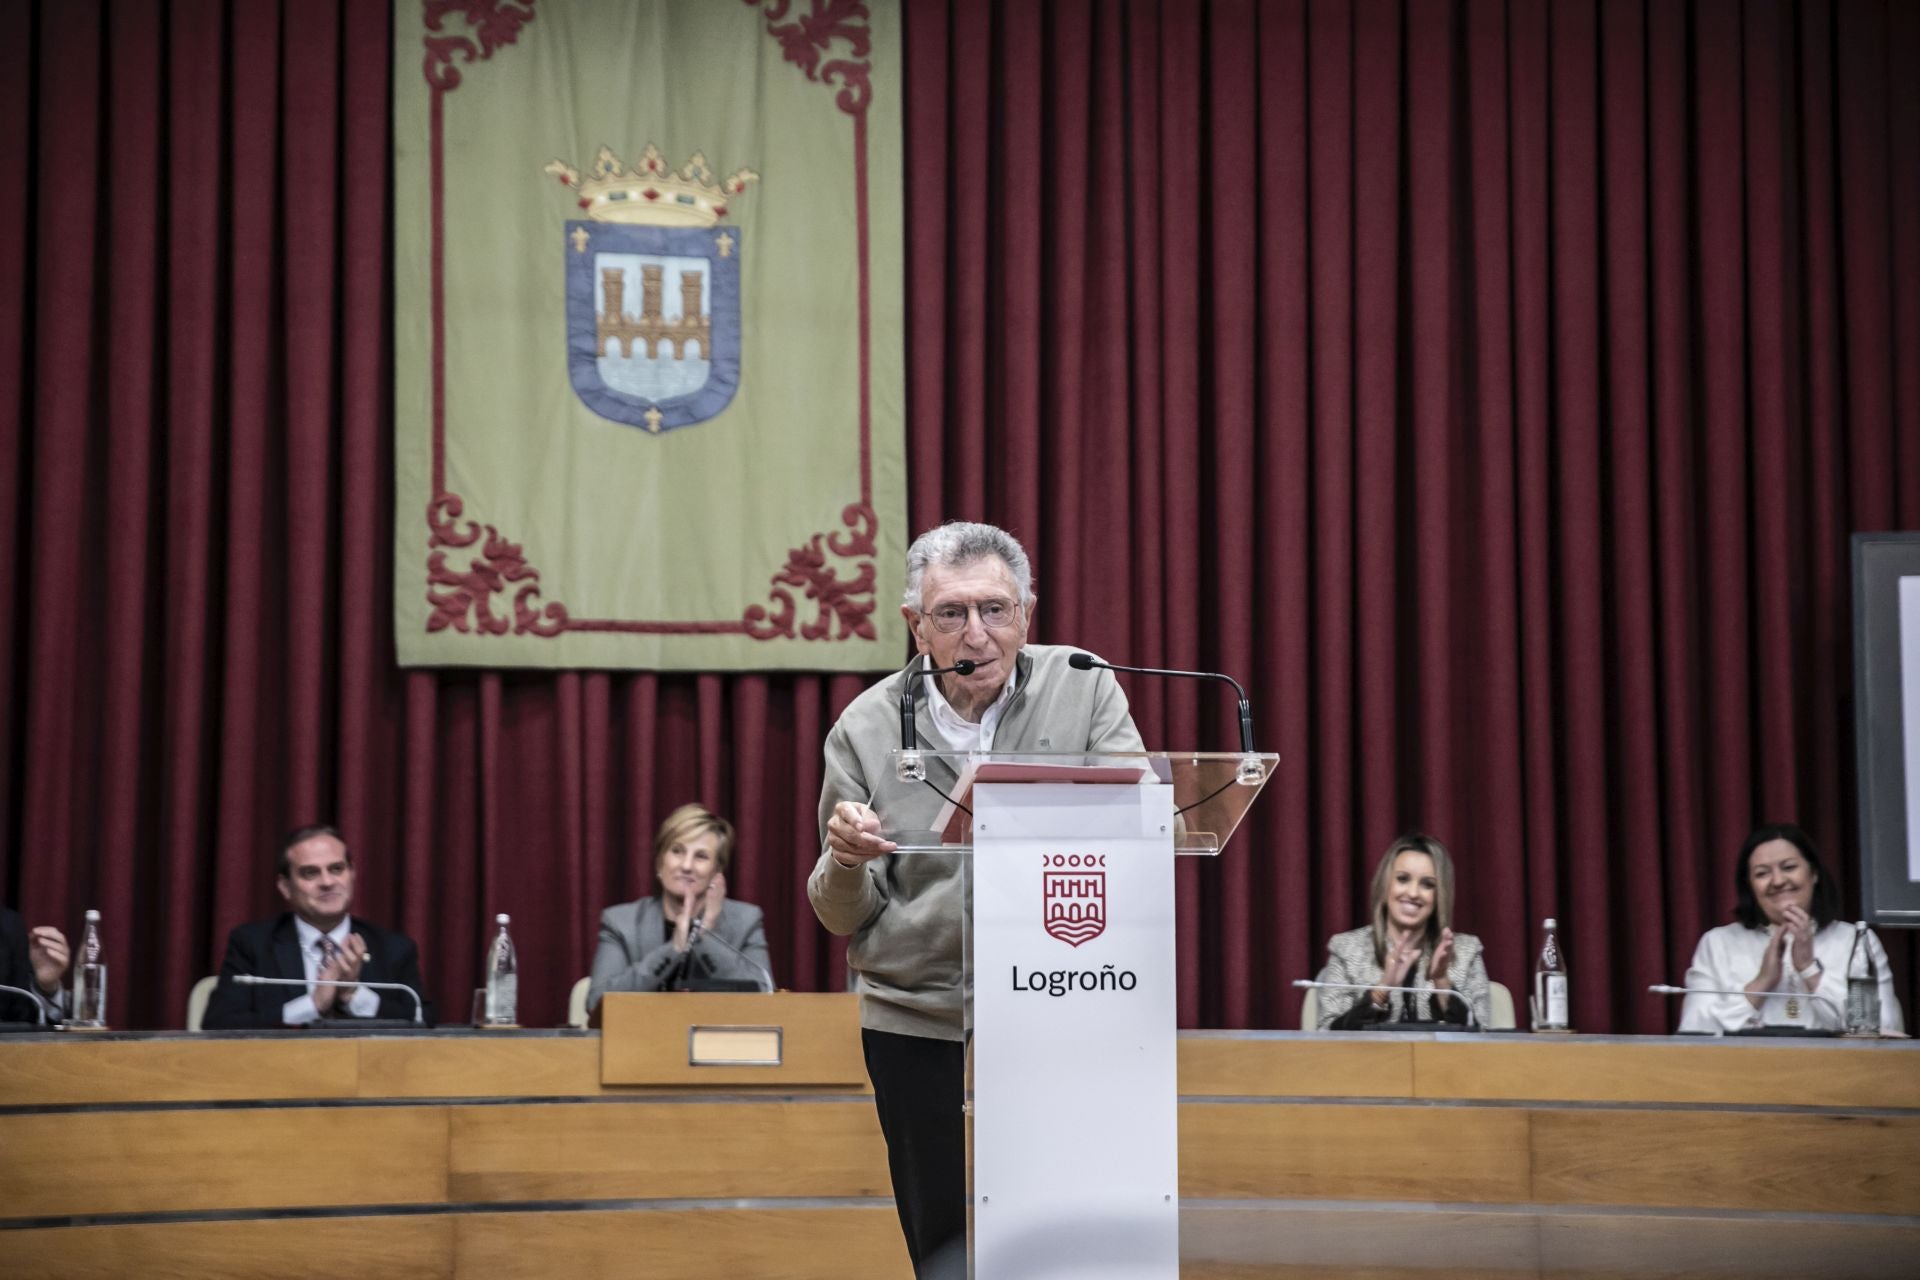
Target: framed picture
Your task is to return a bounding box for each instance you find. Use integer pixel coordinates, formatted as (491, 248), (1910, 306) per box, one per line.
(1853, 531), (1920, 927)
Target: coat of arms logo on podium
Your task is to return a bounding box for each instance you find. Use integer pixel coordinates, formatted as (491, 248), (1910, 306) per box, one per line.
(545, 144), (759, 434)
(1043, 856), (1107, 947)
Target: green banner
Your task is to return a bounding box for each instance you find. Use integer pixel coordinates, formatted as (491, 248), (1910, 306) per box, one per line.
(395, 0), (906, 669)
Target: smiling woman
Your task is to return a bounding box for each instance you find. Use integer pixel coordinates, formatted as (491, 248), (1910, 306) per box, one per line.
(586, 803), (774, 1008)
(1680, 823), (1905, 1034)
(1312, 833), (1493, 1030)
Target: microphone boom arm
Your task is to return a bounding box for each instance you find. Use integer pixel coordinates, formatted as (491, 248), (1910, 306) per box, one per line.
(1068, 652), (1257, 756)
(233, 973), (426, 1025)
(1294, 978), (1481, 1030)
(0, 982), (50, 1026)
(1648, 983), (1847, 1028)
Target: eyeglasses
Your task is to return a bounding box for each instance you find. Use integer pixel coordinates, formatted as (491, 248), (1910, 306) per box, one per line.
(922, 598), (1021, 634)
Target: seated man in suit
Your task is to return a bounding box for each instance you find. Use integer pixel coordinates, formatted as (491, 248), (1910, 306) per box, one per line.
(1, 906), (68, 1025)
(202, 824), (435, 1029)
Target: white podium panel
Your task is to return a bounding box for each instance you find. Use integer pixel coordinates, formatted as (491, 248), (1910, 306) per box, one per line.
(970, 782), (1180, 1279)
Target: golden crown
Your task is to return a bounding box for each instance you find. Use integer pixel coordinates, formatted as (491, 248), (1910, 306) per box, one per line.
(544, 144), (758, 227)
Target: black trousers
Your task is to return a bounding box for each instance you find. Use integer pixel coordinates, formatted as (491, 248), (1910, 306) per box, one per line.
(862, 1027), (967, 1277)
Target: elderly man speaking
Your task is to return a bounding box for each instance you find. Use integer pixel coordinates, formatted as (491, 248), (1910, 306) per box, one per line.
(809, 521), (1143, 1274)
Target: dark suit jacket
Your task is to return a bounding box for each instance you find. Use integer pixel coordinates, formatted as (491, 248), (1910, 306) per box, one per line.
(201, 913), (435, 1029)
(1, 906), (53, 1024)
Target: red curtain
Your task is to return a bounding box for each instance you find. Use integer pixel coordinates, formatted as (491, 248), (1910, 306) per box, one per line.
(2, 0), (1916, 1033)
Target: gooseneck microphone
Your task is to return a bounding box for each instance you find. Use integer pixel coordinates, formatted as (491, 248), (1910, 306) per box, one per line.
(1293, 978), (1482, 1030)
(0, 982), (50, 1026)
(1068, 651), (1255, 753)
(685, 922), (777, 993)
(233, 973), (426, 1025)
(1069, 652), (1260, 768)
(897, 656), (978, 781)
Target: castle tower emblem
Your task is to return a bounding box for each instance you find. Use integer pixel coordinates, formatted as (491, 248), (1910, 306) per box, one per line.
(545, 145), (759, 433)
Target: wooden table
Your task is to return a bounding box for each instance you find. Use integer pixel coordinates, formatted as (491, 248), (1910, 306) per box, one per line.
(3, 1030), (1914, 1278)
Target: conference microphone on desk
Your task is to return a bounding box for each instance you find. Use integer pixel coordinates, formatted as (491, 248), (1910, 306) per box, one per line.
(232, 973), (427, 1025)
(1067, 652), (1265, 783)
(1647, 983), (1846, 1035)
(1293, 978), (1483, 1031)
(897, 656), (977, 782)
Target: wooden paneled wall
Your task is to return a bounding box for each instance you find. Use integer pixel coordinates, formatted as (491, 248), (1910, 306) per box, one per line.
(4, 1032), (1916, 1278)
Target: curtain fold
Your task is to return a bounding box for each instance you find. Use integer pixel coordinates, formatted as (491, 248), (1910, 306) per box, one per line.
(1, 0), (1915, 1033)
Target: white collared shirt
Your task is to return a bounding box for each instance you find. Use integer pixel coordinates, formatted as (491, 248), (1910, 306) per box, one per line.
(282, 916), (380, 1024)
(922, 660), (1020, 752)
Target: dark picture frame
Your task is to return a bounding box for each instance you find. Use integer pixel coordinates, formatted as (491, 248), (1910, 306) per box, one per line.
(1852, 531), (1920, 928)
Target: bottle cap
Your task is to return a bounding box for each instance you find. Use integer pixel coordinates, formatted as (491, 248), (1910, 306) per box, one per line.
(1543, 917), (1557, 929)
(84, 909), (101, 921)
(495, 913), (510, 925)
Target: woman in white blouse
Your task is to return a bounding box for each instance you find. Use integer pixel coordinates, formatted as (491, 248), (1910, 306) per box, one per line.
(1680, 823), (1903, 1035)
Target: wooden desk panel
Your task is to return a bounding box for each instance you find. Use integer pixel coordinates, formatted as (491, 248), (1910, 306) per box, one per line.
(5, 1030), (1917, 1280)
(1179, 1204), (1920, 1278)
(1531, 1109), (1920, 1214)
(356, 1034), (603, 1098)
(445, 1100), (893, 1202)
(1179, 1035), (1415, 1097)
(1180, 1102), (1532, 1202)
(0, 1107), (449, 1218)
(599, 992), (868, 1088)
(5, 1031), (1909, 1110)
(4, 1216), (453, 1280)
(453, 1207), (912, 1279)
(1415, 1039), (1920, 1110)
(0, 1038), (360, 1106)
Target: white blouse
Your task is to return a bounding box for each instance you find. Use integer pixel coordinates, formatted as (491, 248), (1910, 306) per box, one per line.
(1679, 920), (1904, 1034)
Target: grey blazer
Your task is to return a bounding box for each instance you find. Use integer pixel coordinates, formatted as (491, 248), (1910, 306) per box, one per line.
(1314, 925), (1491, 1029)
(587, 896), (772, 1010)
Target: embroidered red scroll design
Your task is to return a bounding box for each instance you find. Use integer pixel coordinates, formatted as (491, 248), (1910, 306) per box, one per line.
(744, 503), (880, 640)
(426, 498), (569, 637)
(744, 0), (874, 115)
(423, 0), (537, 91)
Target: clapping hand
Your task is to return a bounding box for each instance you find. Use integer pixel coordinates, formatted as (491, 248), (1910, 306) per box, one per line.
(1374, 937), (1423, 1008)
(1780, 904), (1818, 974)
(1428, 928), (1458, 1011)
(1747, 923), (1790, 1002)
(27, 926), (69, 997)
(313, 935), (368, 1014)
(1429, 928), (1456, 988)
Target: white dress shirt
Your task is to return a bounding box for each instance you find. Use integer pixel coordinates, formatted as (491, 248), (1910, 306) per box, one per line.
(1680, 919), (1904, 1034)
(923, 662), (1020, 751)
(282, 916), (380, 1025)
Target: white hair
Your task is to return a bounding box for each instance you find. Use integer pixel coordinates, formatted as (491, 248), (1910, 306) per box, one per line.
(901, 521), (1035, 610)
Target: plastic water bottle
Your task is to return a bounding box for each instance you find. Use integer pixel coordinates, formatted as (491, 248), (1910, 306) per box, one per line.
(1845, 921), (1881, 1036)
(483, 913), (517, 1026)
(70, 909), (108, 1029)
(1533, 918), (1569, 1031)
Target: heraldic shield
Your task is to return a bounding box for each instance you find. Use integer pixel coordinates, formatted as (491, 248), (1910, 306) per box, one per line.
(565, 222), (743, 433)
(1043, 867), (1107, 947)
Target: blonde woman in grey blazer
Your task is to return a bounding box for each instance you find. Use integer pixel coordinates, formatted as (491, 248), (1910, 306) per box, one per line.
(588, 803), (773, 1011)
(1314, 833), (1491, 1030)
